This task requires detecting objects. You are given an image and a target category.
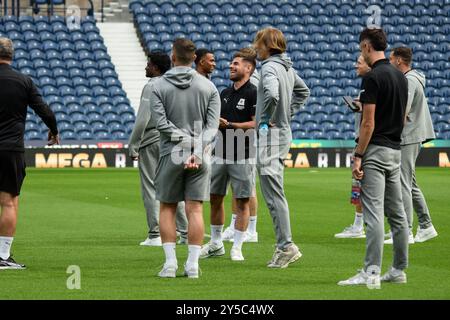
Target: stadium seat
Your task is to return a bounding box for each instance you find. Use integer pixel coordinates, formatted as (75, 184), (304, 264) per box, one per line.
(6, 2), (447, 141)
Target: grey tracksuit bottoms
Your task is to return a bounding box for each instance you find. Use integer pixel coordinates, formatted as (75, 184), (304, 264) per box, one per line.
(257, 143), (293, 250)
(361, 144), (409, 272)
(138, 142), (188, 238)
(400, 143), (433, 230)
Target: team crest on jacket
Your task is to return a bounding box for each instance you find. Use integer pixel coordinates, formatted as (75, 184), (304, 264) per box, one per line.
(236, 98), (245, 110)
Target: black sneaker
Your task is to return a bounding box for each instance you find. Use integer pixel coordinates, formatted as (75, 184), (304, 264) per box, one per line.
(0, 256), (26, 270)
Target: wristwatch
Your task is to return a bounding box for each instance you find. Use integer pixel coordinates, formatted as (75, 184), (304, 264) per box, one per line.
(354, 152), (364, 159)
(227, 122), (233, 129)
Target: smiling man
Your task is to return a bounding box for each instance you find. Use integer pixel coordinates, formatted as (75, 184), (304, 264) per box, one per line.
(200, 48), (257, 261)
(195, 48), (216, 79)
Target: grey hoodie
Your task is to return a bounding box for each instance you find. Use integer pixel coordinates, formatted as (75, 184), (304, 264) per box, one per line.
(401, 69), (436, 145)
(250, 69), (260, 87)
(256, 54), (310, 146)
(128, 77), (160, 157)
(150, 66), (221, 158)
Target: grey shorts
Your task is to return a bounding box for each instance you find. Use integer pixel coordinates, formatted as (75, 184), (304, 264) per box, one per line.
(155, 153), (211, 203)
(210, 157), (256, 198)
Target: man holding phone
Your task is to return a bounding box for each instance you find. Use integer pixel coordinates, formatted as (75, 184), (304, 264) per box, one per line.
(338, 29), (409, 289)
(335, 55), (371, 239)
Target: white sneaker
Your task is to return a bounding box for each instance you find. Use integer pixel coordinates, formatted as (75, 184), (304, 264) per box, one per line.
(222, 227), (234, 242)
(158, 263), (177, 278)
(230, 247), (244, 261)
(267, 244), (302, 268)
(381, 267), (407, 283)
(414, 225), (438, 243)
(230, 231), (259, 243)
(334, 225), (365, 238)
(384, 231), (415, 244)
(367, 273), (381, 289)
(183, 263), (200, 279)
(200, 241), (225, 259)
(245, 232), (258, 243)
(140, 237), (162, 246)
(177, 237), (188, 245)
(338, 270), (369, 286)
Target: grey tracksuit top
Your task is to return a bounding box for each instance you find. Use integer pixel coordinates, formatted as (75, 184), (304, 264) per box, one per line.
(401, 69), (436, 145)
(256, 54), (310, 146)
(149, 66), (221, 158)
(128, 77), (160, 157)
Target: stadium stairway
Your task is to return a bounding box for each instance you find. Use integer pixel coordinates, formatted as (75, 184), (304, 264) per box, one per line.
(98, 22), (148, 112)
(95, 0), (132, 23)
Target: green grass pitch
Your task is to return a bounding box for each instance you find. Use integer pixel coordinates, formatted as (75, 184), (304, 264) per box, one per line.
(0, 168), (449, 299)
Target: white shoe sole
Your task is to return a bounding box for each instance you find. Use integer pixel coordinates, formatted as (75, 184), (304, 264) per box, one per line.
(184, 271), (199, 279)
(335, 234), (366, 239)
(140, 242), (162, 246)
(158, 273), (176, 278)
(415, 232), (438, 243)
(231, 251), (245, 261)
(200, 248), (225, 259)
(231, 256), (244, 261)
(0, 266), (26, 270)
(158, 270), (177, 278)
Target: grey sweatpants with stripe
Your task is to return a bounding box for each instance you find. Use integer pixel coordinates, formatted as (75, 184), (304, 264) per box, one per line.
(361, 144), (409, 272)
(257, 143), (293, 250)
(138, 142), (188, 238)
(401, 143), (433, 230)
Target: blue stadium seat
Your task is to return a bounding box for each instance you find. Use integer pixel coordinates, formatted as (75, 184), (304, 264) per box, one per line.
(94, 131), (110, 140)
(20, 67), (36, 78)
(78, 131), (94, 140)
(206, 3), (220, 15)
(106, 114), (122, 126)
(67, 103), (84, 117)
(25, 130), (43, 140)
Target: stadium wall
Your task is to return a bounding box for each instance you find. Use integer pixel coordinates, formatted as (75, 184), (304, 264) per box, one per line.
(24, 140), (450, 168)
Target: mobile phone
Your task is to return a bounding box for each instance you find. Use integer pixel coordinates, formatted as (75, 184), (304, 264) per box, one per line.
(343, 96), (360, 112)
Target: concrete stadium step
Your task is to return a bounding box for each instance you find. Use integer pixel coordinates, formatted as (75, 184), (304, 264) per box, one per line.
(98, 23), (148, 114)
(95, 0), (131, 22)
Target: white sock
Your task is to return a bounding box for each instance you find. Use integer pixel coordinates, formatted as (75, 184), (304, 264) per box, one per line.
(187, 245), (201, 267)
(232, 230), (245, 250)
(0, 236), (13, 260)
(353, 212), (363, 230)
(248, 216), (257, 234)
(211, 225), (223, 245)
(229, 214), (237, 230)
(162, 242), (177, 266)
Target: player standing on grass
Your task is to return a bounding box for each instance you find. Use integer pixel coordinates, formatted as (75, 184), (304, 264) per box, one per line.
(0, 38), (59, 269)
(385, 47), (438, 244)
(338, 28), (409, 289)
(150, 38), (220, 278)
(335, 55), (371, 239)
(252, 28), (310, 268)
(200, 49), (257, 261)
(222, 48), (260, 244)
(128, 51), (188, 247)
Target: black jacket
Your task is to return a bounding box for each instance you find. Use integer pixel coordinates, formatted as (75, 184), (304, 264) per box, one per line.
(0, 63), (58, 152)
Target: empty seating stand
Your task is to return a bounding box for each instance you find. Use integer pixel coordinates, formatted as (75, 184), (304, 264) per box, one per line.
(0, 15), (135, 141)
(130, 0), (449, 140)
